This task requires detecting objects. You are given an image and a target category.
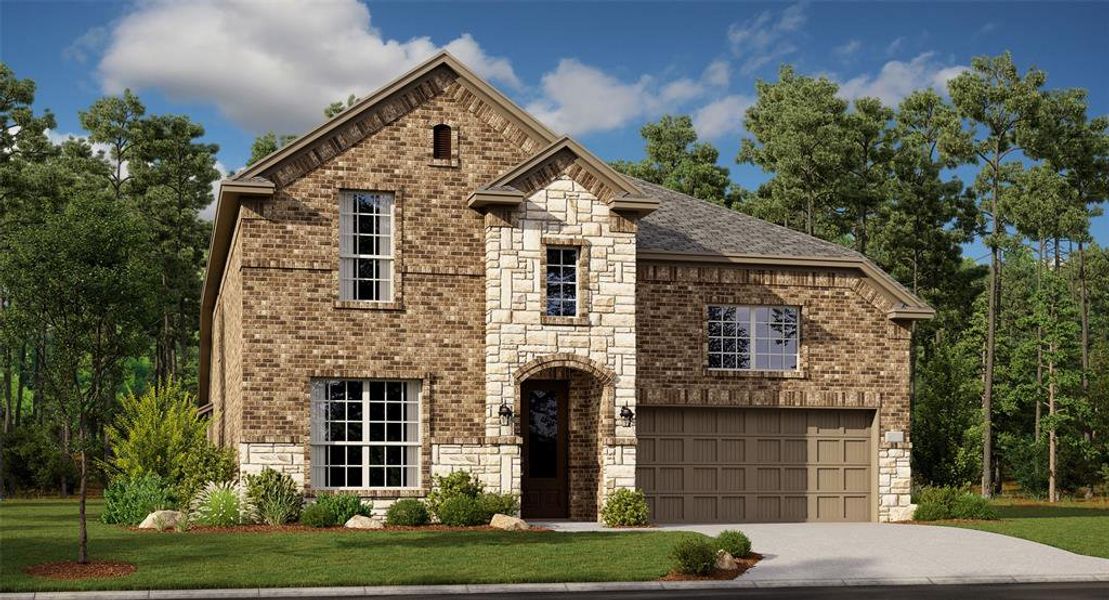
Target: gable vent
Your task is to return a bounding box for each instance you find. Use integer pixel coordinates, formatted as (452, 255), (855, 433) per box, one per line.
(433, 124), (452, 160)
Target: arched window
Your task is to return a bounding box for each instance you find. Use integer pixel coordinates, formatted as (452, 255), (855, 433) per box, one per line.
(432, 124), (452, 160)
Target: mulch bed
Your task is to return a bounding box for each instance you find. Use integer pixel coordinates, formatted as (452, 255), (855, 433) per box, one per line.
(25, 561), (136, 580)
(130, 524), (552, 534)
(660, 553), (762, 581)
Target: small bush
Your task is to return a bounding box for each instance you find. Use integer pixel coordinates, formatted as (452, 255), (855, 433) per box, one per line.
(436, 495), (487, 527)
(244, 468), (303, 525)
(914, 486), (996, 521)
(600, 488), (650, 527)
(315, 492), (371, 525)
(477, 492), (519, 520)
(385, 499), (430, 526)
(670, 537), (716, 575)
(191, 481), (244, 527)
(175, 445), (238, 508)
(716, 529), (751, 557)
(102, 474), (174, 525)
(426, 471), (484, 519)
(301, 502), (336, 528)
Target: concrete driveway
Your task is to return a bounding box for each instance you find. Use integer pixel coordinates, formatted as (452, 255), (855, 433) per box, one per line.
(540, 522), (1109, 584)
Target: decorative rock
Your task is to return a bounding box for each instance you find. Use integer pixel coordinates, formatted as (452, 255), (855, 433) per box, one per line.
(489, 513), (529, 530)
(344, 515), (384, 529)
(888, 504), (917, 522)
(715, 550), (738, 570)
(138, 510), (184, 530)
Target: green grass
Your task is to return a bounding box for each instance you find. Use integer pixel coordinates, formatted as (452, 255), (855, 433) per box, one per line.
(0, 499), (696, 592)
(939, 498), (1109, 559)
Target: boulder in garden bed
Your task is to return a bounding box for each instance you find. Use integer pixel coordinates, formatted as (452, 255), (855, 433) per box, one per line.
(345, 515), (384, 529)
(490, 513), (529, 530)
(715, 550), (738, 570)
(138, 510), (184, 530)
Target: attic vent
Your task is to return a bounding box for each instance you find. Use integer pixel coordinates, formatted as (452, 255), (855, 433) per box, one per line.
(433, 124), (452, 160)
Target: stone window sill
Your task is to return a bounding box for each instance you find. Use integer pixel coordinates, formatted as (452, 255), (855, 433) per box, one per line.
(334, 300), (405, 311)
(704, 368), (806, 380)
(306, 488), (426, 498)
(427, 158), (460, 168)
(541, 314), (589, 326)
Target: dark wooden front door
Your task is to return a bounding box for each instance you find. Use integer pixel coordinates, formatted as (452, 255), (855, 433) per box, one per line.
(521, 381), (569, 519)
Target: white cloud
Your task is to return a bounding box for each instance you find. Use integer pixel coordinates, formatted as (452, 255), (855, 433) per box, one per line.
(96, 0), (520, 134)
(703, 60), (730, 87)
(202, 160), (233, 221)
(885, 36), (905, 56)
(837, 52), (968, 105)
(727, 3), (807, 74)
(524, 59), (708, 136)
(692, 95), (753, 141)
(63, 26), (108, 64)
(834, 40), (862, 59)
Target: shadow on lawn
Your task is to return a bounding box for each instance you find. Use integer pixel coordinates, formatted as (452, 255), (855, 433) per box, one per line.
(993, 504), (1109, 519)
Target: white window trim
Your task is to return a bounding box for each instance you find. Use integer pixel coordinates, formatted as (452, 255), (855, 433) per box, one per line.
(310, 379), (421, 491)
(707, 305), (801, 372)
(339, 191), (395, 302)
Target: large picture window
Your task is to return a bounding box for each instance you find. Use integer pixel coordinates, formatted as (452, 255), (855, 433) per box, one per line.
(339, 191), (393, 301)
(310, 379), (420, 489)
(545, 246), (578, 317)
(707, 305), (800, 371)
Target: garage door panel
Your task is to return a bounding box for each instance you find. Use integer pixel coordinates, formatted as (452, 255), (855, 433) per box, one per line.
(638, 407), (873, 523)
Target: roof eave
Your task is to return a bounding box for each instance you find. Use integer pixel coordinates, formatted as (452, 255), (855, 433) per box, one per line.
(467, 189), (524, 209)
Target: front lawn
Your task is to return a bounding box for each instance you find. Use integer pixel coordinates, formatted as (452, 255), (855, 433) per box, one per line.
(0, 499), (695, 592)
(939, 498), (1109, 559)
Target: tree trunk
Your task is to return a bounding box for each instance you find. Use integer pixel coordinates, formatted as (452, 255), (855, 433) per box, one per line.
(982, 246), (999, 497)
(77, 422), (89, 564)
(60, 422), (70, 497)
(1035, 236), (1044, 440)
(3, 343), (11, 433)
(32, 334), (43, 424)
(15, 343), (25, 426)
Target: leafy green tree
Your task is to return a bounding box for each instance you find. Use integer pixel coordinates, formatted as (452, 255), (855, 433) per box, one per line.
(245, 131), (298, 167)
(0, 192), (157, 562)
(739, 66), (850, 238)
(611, 115), (740, 206)
(78, 89), (145, 200)
(131, 114), (219, 386)
(840, 97), (895, 254)
(324, 93), (357, 119)
(946, 52), (1047, 496)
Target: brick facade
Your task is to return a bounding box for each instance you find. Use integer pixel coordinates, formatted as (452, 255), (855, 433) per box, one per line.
(205, 56), (919, 523)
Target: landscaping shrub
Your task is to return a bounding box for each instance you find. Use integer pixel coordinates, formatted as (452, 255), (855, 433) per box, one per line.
(600, 488), (650, 527)
(0, 423), (77, 495)
(436, 495), (487, 527)
(102, 473), (174, 525)
(426, 470), (484, 519)
(105, 380), (237, 507)
(914, 486), (996, 521)
(191, 481), (244, 527)
(669, 537), (716, 575)
(244, 468), (303, 525)
(477, 492), (519, 520)
(385, 499), (430, 526)
(314, 491), (371, 524)
(715, 529), (752, 557)
(300, 502), (336, 528)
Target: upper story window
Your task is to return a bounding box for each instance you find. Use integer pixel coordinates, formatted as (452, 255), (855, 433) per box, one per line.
(545, 247), (579, 317)
(310, 379), (421, 489)
(339, 191), (393, 302)
(432, 124), (452, 160)
(708, 305), (800, 371)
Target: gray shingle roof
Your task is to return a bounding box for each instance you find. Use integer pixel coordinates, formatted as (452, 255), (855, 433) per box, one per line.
(633, 178), (859, 259)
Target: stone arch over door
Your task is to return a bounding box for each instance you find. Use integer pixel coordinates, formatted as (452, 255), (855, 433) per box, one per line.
(514, 353), (615, 520)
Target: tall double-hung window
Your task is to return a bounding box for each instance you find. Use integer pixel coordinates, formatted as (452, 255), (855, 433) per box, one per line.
(339, 191), (393, 301)
(310, 379), (420, 489)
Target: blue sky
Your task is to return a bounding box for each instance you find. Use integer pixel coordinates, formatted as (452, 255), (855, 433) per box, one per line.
(3, 0), (1108, 256)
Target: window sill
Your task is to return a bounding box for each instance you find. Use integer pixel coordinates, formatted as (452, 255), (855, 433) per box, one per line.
(541, 314), (589, 326)
(306, 488), (426, 498)
(704, 368), (806, 379)
(427, 158), (460, 168)
(334, 300), (405, 311)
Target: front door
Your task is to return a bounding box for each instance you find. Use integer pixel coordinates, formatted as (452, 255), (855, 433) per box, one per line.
(521, 381), (569, 518)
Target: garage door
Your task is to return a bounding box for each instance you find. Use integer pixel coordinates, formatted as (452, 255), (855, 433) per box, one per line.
(636, 407), (873, 523)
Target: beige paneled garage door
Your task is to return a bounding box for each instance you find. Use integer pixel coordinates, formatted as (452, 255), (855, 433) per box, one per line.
(636, 407), (874, 523)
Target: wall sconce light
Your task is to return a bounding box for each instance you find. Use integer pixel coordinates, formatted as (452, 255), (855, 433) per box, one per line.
(498, 402), (514, 426)
(619, 405), (635, 428)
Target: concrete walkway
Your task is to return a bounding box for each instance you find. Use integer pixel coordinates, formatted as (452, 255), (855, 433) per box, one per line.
(537, 521), (1109, 583)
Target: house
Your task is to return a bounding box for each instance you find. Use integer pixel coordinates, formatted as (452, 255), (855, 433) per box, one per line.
(200, 52), (932, 524)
